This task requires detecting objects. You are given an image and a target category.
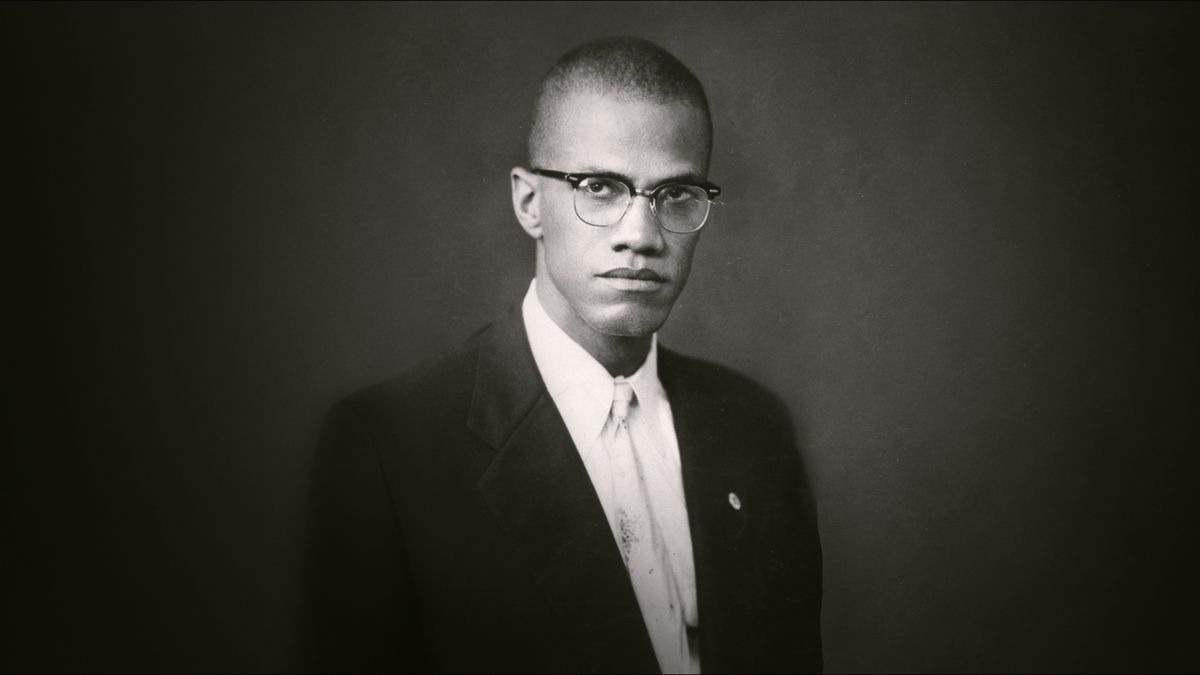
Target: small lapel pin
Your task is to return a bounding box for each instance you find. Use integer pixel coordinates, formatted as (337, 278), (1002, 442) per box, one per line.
(728, 492), (741, 510)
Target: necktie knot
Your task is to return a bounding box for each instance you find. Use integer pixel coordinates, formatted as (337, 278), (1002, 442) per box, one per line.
(612, 377), (634, 423)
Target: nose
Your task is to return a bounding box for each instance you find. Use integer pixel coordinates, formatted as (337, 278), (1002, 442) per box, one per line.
(609, 193), (665, 254)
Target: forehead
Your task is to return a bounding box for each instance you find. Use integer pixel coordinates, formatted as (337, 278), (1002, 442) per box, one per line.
(543, 92), (710, 182)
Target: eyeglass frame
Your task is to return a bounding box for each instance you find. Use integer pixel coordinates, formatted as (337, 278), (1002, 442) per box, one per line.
(530, 168), (722, 234)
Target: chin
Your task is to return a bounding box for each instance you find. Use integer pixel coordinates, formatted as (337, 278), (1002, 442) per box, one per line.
(584, 303), (672, 338)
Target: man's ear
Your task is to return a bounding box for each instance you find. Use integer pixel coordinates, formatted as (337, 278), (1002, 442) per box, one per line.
(511, 167), (543, 240)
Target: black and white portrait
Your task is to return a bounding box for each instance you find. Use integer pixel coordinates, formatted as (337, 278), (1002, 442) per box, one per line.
(7, 3), (1197, 673)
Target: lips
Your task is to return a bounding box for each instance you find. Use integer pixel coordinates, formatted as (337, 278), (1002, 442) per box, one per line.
(599, 268), (666, 282)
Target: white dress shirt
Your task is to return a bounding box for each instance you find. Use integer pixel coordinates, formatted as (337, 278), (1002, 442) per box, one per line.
(521, 279), (700, 673)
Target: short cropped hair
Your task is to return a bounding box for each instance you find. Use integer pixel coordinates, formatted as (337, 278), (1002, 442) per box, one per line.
(527, 37), (713, 167)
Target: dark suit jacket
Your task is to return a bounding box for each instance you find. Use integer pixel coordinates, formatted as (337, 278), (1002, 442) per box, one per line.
(304, 309), (822, 673)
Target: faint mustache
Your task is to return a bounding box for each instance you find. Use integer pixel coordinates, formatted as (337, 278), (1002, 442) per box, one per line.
(598, 268), (667, 282)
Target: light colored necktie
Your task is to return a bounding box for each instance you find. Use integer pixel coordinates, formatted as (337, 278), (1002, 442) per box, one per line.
(606, 377), (698, 674)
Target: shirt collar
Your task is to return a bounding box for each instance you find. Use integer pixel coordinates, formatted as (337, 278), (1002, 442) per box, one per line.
(521, 279), (663, 441)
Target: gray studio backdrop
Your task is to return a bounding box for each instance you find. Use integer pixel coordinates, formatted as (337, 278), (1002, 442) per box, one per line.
(8, 2), (1197, 672)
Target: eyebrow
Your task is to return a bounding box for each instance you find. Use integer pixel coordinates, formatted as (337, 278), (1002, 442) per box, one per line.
(574, 167), (706, 187)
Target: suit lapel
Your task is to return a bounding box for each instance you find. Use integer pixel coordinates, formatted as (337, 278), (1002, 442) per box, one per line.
(660, 348), (767, 672)
(469, 313), (660, 673)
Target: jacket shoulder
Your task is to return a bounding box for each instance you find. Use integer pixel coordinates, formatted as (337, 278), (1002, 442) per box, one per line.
(659, 346), (794, 426)
(332, 326), (490, 434)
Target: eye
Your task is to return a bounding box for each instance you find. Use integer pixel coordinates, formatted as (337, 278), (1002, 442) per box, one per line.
(578, 177), (622, 199)
(659, 185), (702, 205)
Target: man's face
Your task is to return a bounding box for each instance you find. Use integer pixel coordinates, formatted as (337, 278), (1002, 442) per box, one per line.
(532, 93), (710, 340)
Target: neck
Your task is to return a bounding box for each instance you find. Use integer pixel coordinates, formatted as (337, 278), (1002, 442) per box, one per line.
(534, 275), (653, 379)
(577, 332), (653, 379)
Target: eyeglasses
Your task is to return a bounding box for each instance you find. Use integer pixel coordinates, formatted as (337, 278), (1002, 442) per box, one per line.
(531, 168), (721, 234)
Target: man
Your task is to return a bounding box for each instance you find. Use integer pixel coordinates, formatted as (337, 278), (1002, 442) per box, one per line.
(305, 37), (822, 673)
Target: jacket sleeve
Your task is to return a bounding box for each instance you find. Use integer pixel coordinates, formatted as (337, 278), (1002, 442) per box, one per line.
(302, 399), (426, 673)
